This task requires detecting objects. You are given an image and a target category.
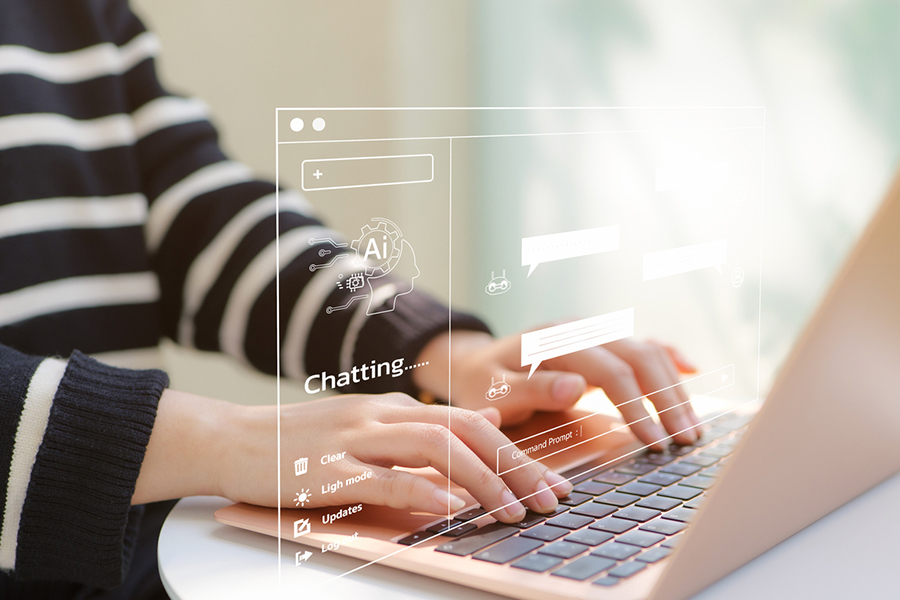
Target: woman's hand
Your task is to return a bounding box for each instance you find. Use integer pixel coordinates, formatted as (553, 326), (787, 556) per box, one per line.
(134, 389), (573, 522)
(413, 330), (701, 449)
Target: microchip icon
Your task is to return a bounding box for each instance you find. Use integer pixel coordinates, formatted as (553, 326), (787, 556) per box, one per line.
(347, 273), (366, 292)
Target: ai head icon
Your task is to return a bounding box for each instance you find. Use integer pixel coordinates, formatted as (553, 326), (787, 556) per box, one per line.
(485, 270), (511, 296)
(485, 375), (511, 401)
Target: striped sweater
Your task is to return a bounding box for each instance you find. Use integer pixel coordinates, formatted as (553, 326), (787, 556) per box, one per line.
(0, 0), (485, 589)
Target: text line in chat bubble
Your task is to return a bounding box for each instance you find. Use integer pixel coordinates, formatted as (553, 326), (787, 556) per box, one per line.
(521, 225), (619, 277)
(642, 239), (727, 282)
(521, 309), (634, 379)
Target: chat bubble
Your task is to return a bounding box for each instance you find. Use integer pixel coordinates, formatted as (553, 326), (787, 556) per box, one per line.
(642, 239), (727, 282)
(521, 225), (619, 277)
(521, 308), (634, 379)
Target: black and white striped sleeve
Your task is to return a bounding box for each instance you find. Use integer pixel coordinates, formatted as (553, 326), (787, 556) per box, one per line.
(0, 344), (167, 587)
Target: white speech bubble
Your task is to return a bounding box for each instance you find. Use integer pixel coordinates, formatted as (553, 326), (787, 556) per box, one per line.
(521, 308), (635, 379)
(521, 225), (619, 277)
(642, 239), (727, 281)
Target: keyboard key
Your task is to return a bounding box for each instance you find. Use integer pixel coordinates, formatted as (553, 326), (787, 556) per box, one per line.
(680, 475), (716, 490)
(558, 492), (592, 507)
(574, 481), (615, 496)
(398, 531), (431, 545)
(520, 525), (569, 542)
(507, 511), (546, 529)
(592, 577), (620, 587)
(595, 491), (639, 507)
(658, 485), (703, 501)
(552, 556), (616, 581)
(436, 523), (518, 556)
(442, 523), (477, 537)
(427, 519), (474, 536)
(617, 530), (665, 548)
(570, 502), (616, 519)
(511, 553), (563, 573)
(590, 517), (637, 534)
(614, 506), (661, 523)
(682, 454), (718, 467)
(703, 444), (735, 458)
(668, 444), (695, 456)
(636, 495), (681, 512)
(703, 465), (724, 478)
(662, 533), (684, 548)
(616, 461), (656, 475)
(540, 541), (589, 559)
(565, 529), (614, 546)
(636, 546), (672, 563)
(594, 472), (635, 485)
(661, 507), (696, 523)
(618, 482), (662, 497)
(455, 506), (487, 521)
(474, 536), (544, 564)
(661, 462), (702, 476)
(640, 518), (687, 535)
(608, 560), (647, 579)
(643, 452), (677, 466)
(640, 472), (682, 486)
(545, 505), (570, 517)
(547, 513), (593, 530)
(699, 427), (730, 442)
(684, 495), (706, 509)
(592, 542), (641, 560)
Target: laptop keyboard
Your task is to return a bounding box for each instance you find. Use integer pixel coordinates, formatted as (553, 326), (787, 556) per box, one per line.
(398, 413), (753, 587)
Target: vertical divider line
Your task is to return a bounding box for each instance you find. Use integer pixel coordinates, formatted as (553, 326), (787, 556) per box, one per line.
(447, 137), (453, 522)
(275, 109), (282, 585)
(756, 108), (767, 404)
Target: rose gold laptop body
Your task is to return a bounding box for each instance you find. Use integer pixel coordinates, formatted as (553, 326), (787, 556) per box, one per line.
(215, 168), (900, 599)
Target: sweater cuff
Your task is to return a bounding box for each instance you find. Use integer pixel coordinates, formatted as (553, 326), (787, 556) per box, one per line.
(352, 291), (491, 396)
(14, 351), (168, 588)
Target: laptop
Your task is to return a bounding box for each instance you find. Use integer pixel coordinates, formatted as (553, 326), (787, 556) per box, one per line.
(215, 165), (900, 599)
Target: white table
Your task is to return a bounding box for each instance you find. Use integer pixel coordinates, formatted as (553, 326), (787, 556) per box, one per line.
(159, 472), (900, 599)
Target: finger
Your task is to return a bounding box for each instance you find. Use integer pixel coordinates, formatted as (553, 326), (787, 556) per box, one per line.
(549, 347), (669, 450)
(381, 406), (573, 512)
(662, 343), (698, 374)
(354, 420), (528, 522)
(501, 369), (586, 414)
(656, 347), (702, 428)
(339, 462), (470, 515)
(612, 341), (698, 444)
(476, 407), (502, 428)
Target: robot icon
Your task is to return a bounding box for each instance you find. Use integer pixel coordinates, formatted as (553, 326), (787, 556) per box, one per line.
(485, 375), (512, 401)
(485, 270), (511, 296)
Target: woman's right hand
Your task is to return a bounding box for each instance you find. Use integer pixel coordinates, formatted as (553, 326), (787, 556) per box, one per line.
(135, 389), (574, 523)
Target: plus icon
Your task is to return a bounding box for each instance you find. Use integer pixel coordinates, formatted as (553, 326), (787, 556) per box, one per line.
(313, 170), (323, 180)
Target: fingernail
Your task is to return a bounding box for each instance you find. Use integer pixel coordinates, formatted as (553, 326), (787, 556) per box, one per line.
(552, 374), (584, 403)
(534, 480), (558, 512)
(433, 487), (466, 512)
(544, 470), (574, 495)
(500, 490), (526, 521)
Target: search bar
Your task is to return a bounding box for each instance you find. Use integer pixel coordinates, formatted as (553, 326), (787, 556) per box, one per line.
(301, 154), (434, 191)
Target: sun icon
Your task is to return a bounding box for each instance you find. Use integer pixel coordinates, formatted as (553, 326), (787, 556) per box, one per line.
(294, 489), (311, 507)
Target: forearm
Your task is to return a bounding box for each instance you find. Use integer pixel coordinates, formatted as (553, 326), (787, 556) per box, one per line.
(133, 389), (238, 504)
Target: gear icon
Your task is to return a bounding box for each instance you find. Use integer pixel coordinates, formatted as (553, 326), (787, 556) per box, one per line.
(350, 219), (402, 277)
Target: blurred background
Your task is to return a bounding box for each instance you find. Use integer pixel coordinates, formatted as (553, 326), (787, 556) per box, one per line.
(131, 0), (900, 406)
